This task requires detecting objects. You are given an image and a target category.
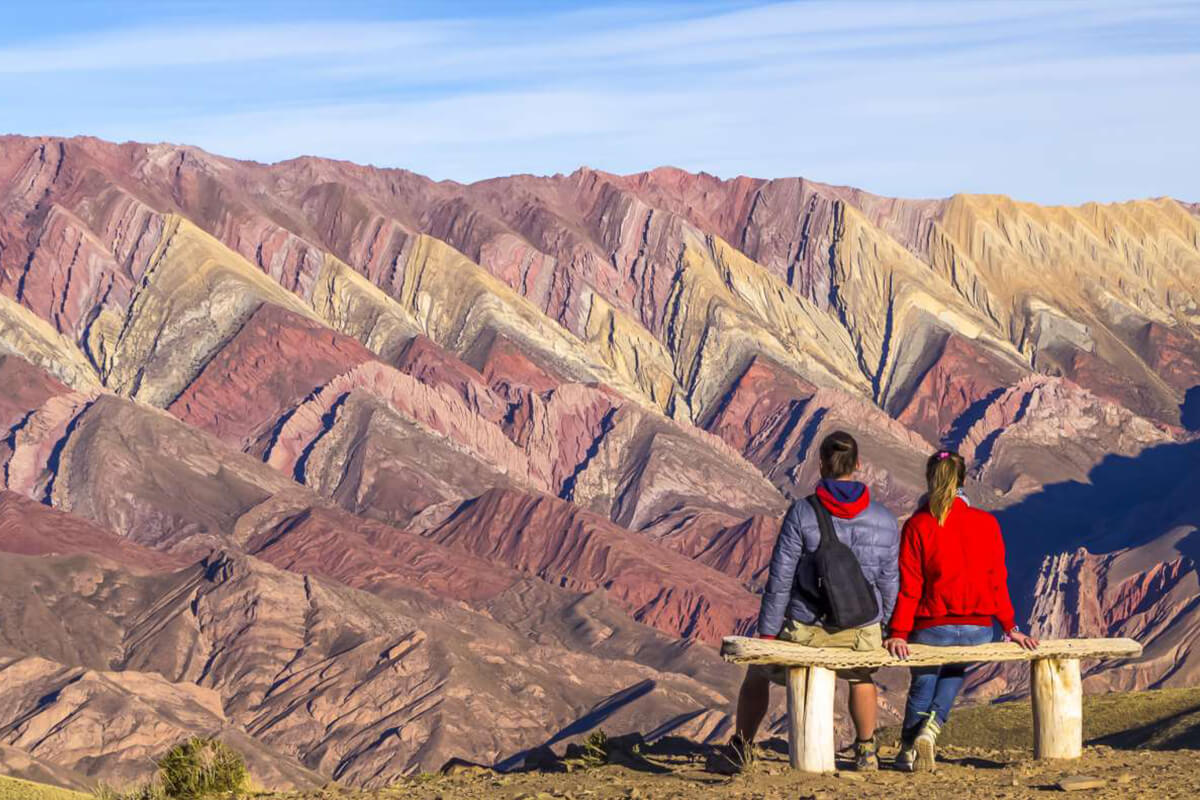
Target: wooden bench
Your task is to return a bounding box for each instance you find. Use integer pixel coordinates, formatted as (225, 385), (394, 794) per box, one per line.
(721, 636), (1142, 772)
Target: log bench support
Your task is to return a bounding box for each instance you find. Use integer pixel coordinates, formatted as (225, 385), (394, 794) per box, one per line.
(721, 636), (1141, 773)
(786, 666), (836, 772)
(1031, 657), (1082, 759)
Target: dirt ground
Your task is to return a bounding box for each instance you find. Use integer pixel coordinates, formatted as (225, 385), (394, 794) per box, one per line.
(306, 687), (1200, 800)
(307, 742), (1200, 800)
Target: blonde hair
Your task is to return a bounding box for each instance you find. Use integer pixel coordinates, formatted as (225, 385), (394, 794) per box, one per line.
(926, 450), (967, 525)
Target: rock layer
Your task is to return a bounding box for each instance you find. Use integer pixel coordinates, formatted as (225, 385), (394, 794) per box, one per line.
(0, 134), (1198, 788)
(0, 548), (742, 788)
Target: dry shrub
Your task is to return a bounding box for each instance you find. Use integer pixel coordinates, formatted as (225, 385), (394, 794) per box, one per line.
(156, 738), (246, 800)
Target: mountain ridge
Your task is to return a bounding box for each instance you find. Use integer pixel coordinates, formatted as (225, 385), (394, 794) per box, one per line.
(15, 133), (1194, 208)
(0, 133), (1196, 788)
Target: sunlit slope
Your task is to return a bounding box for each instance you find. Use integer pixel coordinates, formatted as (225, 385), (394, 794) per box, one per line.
(0, 294), (101, 392)
(85, 215), (322, 406)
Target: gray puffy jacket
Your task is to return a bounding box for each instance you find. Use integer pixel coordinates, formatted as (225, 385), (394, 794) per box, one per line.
(757, 495), (901, 635)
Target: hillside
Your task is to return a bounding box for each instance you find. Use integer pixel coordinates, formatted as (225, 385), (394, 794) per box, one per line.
(0, 135), (1196, 787)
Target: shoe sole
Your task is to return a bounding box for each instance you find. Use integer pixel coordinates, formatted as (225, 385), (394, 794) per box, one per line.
(914, 737), (936, 773)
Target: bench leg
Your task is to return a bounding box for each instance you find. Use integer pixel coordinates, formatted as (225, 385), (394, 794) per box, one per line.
(786, 665), (836, 772)
(1031, 657), (1082, 759)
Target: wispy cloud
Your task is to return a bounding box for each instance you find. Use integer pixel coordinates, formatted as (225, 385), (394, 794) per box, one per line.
(0, 21), (459, 73)
(1, 1), (1197, 202)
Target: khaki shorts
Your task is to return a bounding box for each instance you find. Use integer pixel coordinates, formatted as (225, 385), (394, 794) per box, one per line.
(752, 620), (883, 685)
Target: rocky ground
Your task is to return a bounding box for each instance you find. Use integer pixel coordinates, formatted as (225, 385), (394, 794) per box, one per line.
(290, 743), (1199, 800)
(266, 687), (1200, 800)
(7, 745), (1197, 800)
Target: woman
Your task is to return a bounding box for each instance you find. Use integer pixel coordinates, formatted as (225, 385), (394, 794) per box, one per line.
(884, 450), (1038, 773)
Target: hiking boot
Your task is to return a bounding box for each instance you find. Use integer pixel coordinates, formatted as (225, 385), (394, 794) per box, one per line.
(719, 733), (755, 772)
(854, 738), (879, 771)
(914, 713), (942, 773)
(894, 739), (917, 772)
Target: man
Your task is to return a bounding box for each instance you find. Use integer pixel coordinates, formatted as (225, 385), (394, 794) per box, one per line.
(729, 430), (900, 771)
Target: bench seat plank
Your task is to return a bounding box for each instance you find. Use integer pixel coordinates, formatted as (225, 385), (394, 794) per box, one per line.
(721, 636), (1142, 668)
(724, 636), (1142, 771)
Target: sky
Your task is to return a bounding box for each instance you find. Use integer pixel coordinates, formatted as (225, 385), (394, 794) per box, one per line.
(1, 0), (1197, 203)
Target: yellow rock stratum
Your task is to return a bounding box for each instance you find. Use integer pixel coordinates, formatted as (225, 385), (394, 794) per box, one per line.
(311, 254), (422, 362)
(930, 195), (1200, 336)
(662, 229), (864, 417)
(89, 215), (322, 407)
(359, 232), (670, 413)
(0, 294), (101, 393)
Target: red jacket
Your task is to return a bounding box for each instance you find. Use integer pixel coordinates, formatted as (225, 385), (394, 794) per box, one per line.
(888, 497), (1017, 640)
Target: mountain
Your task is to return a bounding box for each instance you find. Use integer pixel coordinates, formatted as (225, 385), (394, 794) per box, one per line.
(0, 134), (1197, 787)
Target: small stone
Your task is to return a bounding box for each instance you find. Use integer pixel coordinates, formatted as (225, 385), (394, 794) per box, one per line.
(1116, 773), (1134, 785)
(1057, 776), (1107, 791)
(835, 771), (864, 781)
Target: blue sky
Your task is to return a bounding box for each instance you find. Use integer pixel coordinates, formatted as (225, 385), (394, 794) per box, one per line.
(2, 0), (1197, 203)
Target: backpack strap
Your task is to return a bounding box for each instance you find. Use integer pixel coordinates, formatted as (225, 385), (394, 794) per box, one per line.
(788, 497), (826, 612)
(806, 494), (838, 551)
(794, 495), (838, 623)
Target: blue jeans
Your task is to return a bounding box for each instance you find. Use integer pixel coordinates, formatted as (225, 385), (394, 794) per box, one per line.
(901, 624), (994, 735)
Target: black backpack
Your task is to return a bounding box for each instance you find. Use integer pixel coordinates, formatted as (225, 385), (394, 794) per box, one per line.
(800, 495), (879, 629)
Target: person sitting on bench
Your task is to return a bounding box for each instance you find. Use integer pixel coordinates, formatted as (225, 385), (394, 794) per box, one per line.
(885, 449), (1039, 773)
(728, 430), (900, 772)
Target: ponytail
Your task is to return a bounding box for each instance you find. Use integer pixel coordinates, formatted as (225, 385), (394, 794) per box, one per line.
(926, 450), (967, 525)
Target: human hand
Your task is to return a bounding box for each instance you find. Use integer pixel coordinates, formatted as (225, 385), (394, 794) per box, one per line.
(884, 637), (910, 660)
(1008, 630), (1039, 651)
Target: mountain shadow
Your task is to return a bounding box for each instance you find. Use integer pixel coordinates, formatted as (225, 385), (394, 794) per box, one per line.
(1091, 703), (1200, 750)
(993, 437), (1200, 621)
(494, 680), (658, 772)
(1182, 385), (1200, 432)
